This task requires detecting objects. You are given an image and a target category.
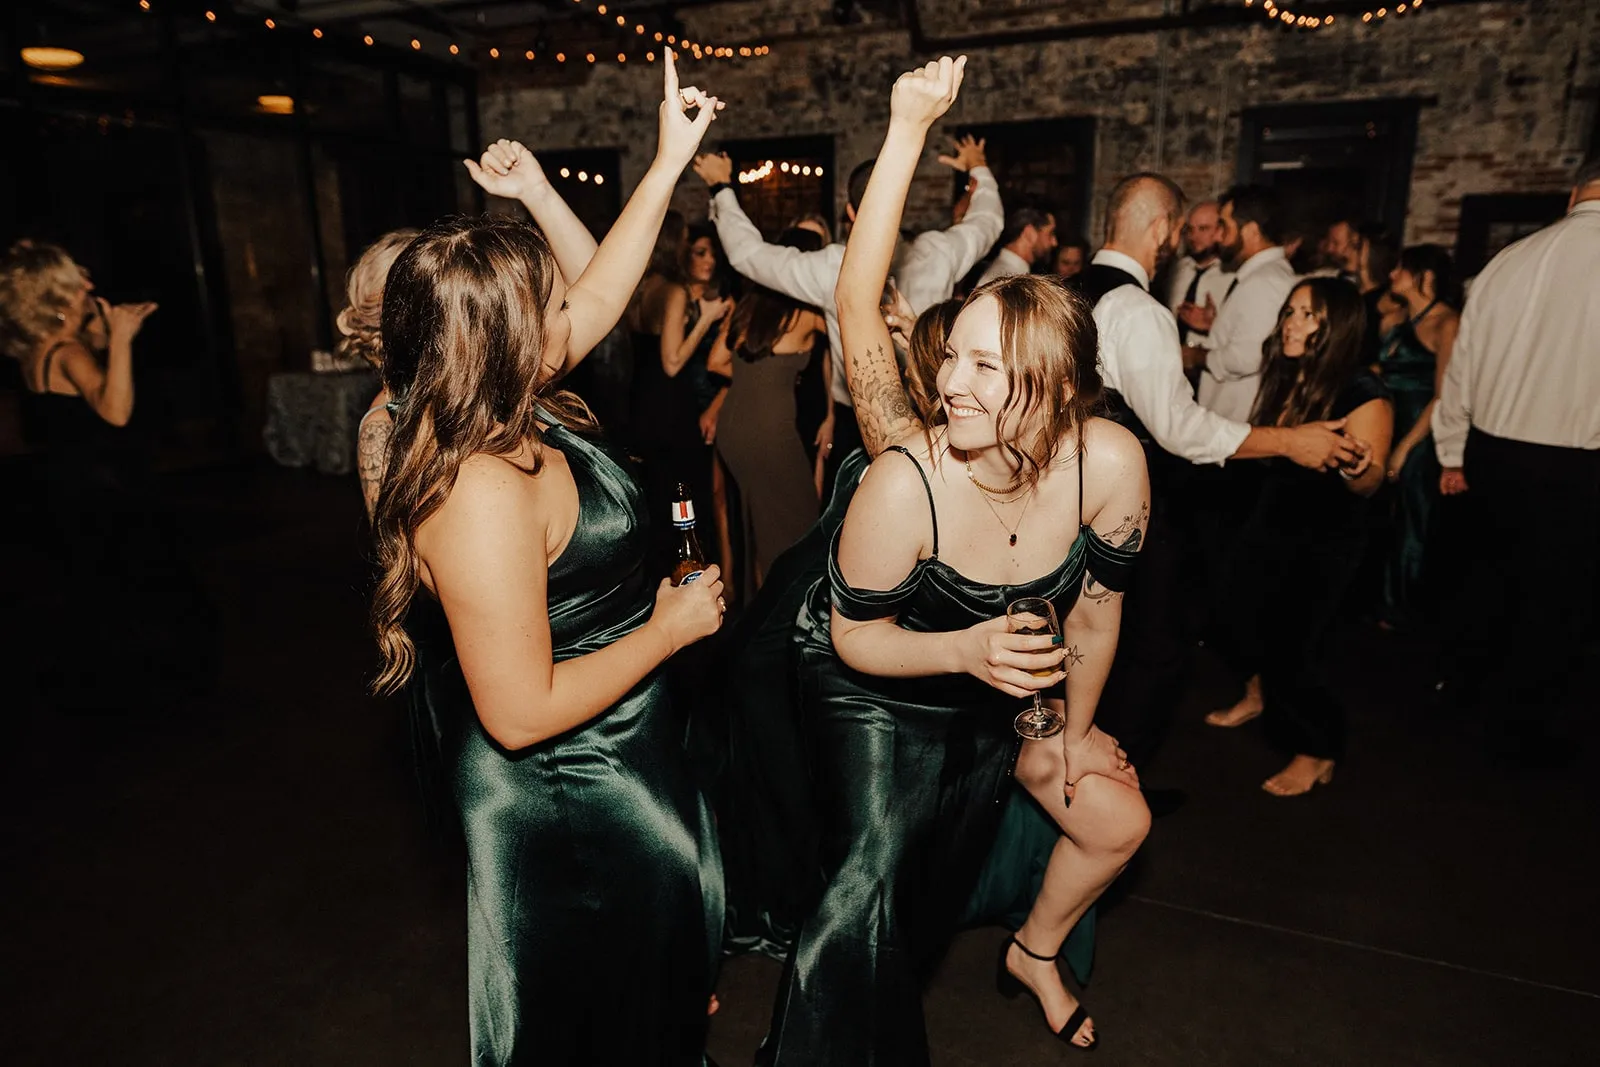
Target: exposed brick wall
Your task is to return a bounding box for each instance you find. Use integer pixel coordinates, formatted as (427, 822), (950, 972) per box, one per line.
(479, 0), (1600, 247)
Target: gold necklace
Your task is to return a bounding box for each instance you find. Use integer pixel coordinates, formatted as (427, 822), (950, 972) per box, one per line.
(965, 458), (1024, 498)
(966, 464), (1034, 547)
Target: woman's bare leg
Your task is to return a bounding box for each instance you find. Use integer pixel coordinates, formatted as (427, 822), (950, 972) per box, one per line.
(1008, 741), (1151, 1046)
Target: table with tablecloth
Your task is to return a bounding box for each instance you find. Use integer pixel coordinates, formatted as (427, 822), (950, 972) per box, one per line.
(262, 370), (379, 476)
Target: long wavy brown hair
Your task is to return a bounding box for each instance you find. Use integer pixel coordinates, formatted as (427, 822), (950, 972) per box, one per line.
(370, 215), (596, 694)
(929, 274), (1102, 489)
(335, 228), (420, 369)
(728, 227), (823, 361)
(1251, 277), (1366, 428)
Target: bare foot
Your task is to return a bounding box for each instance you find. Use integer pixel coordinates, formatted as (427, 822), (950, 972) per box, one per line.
(1262, 755), (1335, 797)
(1005, 940), (1095, 1048)
(1205, 675), (1263, 727)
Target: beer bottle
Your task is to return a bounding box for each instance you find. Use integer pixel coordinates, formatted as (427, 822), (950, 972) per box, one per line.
(670, 482), (709, 586)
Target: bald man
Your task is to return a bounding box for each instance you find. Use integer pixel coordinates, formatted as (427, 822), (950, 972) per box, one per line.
(1161, 200), (1234, 346)
(1081, 174), (1362, 802)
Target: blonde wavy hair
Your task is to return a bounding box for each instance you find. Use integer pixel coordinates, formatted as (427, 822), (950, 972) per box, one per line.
(0, 240), (86, 361)
(336, 228), (420, 369)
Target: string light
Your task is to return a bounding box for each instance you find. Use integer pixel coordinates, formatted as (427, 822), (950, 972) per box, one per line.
(740, 159), (824, 185)
(133, 0), (769, 67)
(1245, 0), (1424, 28)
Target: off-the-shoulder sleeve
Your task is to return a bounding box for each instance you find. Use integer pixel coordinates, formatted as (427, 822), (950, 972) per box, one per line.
(1083, 532), (1140, 594)
(827, 529), (922, 621)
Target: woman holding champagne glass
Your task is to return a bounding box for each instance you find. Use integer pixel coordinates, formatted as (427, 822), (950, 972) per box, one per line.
(759, 58), (1152, 1064)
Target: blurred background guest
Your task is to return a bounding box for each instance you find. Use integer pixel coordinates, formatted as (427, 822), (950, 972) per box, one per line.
(1, 239), (213, 714)
(1206, 279), (1392, 796)
(1052, 235), (1090, 286)
(700, 227), (829, 600)
(338, 227), (420, 520)
(976, 205), (1057, 285)
(1376, 244), (1458, 630)
(1164, 199), (1233, 349)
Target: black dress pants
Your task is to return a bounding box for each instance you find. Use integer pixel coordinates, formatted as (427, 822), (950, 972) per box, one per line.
(1444, 428), (1600, 735)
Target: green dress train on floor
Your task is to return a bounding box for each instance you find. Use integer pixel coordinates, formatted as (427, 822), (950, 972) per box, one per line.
(405, 419), (723, 1066)
(1376, 303), (1441, 626)
(757, 445), (1138, 1067)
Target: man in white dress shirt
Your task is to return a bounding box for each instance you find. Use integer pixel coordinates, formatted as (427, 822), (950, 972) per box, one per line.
(1183, 185), (1299, 422)
(1431, 159), (1600, 764)
(694, 138), (1002, 488)
(974, 206), (1056, 286)
(1080, 174), (1365, 806)
(1162, 200), (1234, 347)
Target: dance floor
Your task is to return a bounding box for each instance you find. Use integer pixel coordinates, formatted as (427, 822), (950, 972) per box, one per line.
(2, 463), (1594, 1065)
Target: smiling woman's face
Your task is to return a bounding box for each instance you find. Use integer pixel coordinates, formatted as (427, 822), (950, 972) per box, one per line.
(937, 296), (1017, 451)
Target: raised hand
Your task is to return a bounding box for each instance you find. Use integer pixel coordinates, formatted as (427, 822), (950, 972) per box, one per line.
(935, 133), (987, 173)
(463, 139), (549, 202)
(888, 55), (967, 131)
(103, 298), (157, 343)
(693, 151), (733, 187)
(657, 50), (725, 173)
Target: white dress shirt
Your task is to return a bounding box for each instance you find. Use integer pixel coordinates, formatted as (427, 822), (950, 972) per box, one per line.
(1197, 245), (1297, 423)
(1432, 200), (1600, 466)
(975, 246), (1031, 288)
(1090, 249), (1251, 466)
(711, 168), (1002, 407)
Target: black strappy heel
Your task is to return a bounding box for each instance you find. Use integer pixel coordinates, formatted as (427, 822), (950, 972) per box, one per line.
(995, 935), (1098, 1051)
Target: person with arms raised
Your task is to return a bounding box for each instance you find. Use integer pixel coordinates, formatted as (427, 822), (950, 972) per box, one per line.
(760, 57), (1151, 1064)
(369, 55), (728, 1064)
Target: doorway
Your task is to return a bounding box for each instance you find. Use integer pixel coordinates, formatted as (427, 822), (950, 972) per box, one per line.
(1237, 99), (1422, 240)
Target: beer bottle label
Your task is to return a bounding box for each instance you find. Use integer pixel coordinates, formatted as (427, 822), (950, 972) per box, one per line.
(671, 499), (697, 528)
(679, 569), (705, 586)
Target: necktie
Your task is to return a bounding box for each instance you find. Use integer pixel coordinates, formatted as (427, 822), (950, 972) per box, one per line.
(1181, 263), (1211, 345)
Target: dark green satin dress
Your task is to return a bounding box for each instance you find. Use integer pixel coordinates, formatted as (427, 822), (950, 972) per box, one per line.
(1377, 304), (1441, 626)
(759, 446), (1138, 1066)
(406, 420), (724, 1066)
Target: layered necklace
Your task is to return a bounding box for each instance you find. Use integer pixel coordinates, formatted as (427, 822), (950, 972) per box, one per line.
(965, 458), (1033, 547)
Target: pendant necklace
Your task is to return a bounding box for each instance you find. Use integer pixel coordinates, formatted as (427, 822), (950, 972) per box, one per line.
(966, 459), (1032, 547)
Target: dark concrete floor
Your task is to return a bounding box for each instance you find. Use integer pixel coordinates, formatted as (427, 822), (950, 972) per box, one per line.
(3, 464), (1595, 1065)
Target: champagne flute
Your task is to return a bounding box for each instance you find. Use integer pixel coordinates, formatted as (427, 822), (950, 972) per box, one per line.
(1007, 596), (1065, 740)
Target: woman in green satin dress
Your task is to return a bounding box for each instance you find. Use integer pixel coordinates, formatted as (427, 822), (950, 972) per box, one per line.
(1378, 245), (1459, 628)
(368, 58), (731, 1065)
(758, 59), (1153, 1064)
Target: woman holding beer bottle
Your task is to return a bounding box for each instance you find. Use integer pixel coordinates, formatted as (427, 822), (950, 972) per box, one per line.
(369, 55), (728, 1065)
(759, 59), (1152, 1063)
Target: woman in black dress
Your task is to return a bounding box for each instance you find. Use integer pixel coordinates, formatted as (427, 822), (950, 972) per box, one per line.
(759, 59), (1152, 1063)
(1205, 278), (1394, 795)
(371, 57), (730, 1064)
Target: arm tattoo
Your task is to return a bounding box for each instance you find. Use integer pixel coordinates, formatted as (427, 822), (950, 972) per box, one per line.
(847, 343), (923, 456)
(1083, 500), (1149, 602)
(358, 415), (392, 519)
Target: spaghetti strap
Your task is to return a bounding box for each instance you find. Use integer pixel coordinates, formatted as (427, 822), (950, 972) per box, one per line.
(882, 444), (939, 557)
(1077, 446), (1085, 527)
(38, 339), (71, 392)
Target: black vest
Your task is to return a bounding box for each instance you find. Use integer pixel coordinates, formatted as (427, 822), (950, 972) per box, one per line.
(1079, 263), (1153, 446)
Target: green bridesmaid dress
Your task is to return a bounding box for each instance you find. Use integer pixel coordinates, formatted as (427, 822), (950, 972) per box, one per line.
(758, 446), (1138, 1066)
(1377, 304), (1441, 627)
(405, 419), (724, 1066)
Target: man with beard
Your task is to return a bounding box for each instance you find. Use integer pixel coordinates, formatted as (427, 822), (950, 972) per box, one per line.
(975, 205), (1058, 285)
(1164, 199), (1234, 348)
(1080, 174), (1364, 812)
(1184, 184), (1298, 422)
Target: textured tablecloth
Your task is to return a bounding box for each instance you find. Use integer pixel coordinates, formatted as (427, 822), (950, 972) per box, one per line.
(262, 370), (379, 476)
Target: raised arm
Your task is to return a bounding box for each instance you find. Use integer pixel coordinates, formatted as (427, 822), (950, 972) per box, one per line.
(468, 52), (721, 370)
(695, 153), (839, 309)
(661, 286), (730, 376)
(420, 455), (725, 750)
(836, 57), (969, 455)
(467, 139), (597, 284)
(57, 299), (153, 427)
(897, 136), (1003, 315)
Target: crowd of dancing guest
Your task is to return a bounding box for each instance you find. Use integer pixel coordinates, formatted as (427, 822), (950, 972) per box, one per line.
(326, 47), (1600, 1065)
